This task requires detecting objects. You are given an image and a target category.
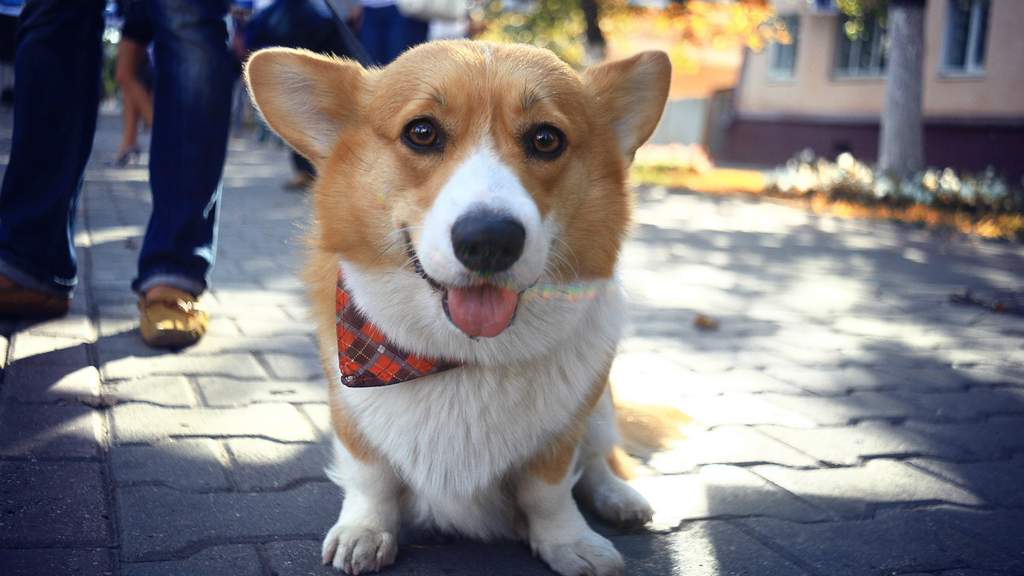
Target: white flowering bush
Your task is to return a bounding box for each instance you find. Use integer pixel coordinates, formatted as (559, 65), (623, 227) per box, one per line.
(766, 150), (1024, 214)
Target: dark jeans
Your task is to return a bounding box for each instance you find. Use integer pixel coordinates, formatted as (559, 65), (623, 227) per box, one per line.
(358, 4), (427, 66)
(0, 0), (234, 297)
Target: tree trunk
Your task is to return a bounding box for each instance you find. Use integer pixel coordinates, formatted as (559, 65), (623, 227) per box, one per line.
(878, 0), (926, 178)
(580, 0), (606, 64)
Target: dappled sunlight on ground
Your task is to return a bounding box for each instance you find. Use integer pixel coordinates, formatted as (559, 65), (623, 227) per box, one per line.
(1, 112), (1022, 574)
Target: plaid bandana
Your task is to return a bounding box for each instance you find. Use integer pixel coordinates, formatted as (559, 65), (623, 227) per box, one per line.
(336, 272), (461, 388)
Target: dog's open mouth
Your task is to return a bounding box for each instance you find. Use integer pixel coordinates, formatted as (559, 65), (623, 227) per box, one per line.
(403, 231), (520, 339)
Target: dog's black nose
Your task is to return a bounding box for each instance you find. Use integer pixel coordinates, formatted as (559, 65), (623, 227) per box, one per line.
(451, 210), (526, 274)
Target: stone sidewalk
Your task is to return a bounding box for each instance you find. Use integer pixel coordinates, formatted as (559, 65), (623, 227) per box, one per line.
(1, 110), (1023, 576)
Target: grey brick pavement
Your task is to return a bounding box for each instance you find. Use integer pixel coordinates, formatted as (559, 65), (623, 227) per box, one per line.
(0, 111), (1022, 576)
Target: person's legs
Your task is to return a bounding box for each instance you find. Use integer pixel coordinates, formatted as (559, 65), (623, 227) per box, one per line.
(0, 0), (105, 308)
(359, 5), (392, 66)
(384, 7), (427, 64)
(137, 0), (234, 297)
(114, 39), (148, 162)
(134, 0), (233, 347)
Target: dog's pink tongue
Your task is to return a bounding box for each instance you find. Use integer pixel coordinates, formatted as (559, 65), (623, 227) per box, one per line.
(447, 284), (519, 338)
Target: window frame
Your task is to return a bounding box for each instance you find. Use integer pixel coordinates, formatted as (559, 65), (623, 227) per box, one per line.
(940, 0), (990, 77)
(832, 12), (888, 79)
(768, 14), (801, 80)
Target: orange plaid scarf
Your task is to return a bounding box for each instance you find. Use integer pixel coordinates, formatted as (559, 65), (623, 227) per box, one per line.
(336, 272), (461, 387)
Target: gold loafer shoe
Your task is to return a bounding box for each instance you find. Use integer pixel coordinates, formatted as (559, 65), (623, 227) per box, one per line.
(0, 274), (70, 318)
(138, 285), (209, 349)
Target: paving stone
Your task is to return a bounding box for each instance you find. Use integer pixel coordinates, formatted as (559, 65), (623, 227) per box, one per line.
(906, 416), (1024, 459)
(0, 461), (112, 547)
(105, 376), (197, 407)
(674, 394), (817, 429)
(97, 326), (313, 360)
(646, 426), (819, 474)
(265, 538), (552, 576)
(262, 540), (343, 576)
(111, 403), (318, 444)
(951, 363), (1024, 387)
(933, 508), (1024, 570)
(122, 544), (262, 576)
(753, 459), (983, 519)
(118, 483), (338, 560)
(225, 438), (328, 490)
(97, 316), (239, 339)
(1, 364), (100, 403)
(895, 387), (1024, 420)
(232, 317), (316, 337)
(759, 391), (925, 425)
(261, 353), (324, 381)
(901, 565), (1003, 569)
(301, 403), (332, 437)
(742, 507), (1020, 575)
(760, 365), (892, 395)
(102, 352), (267, 380)
(0, 403), (101, 458)
(629, 465), (827, 529)
(908, 455), (1024, 506)
(0, 548), (114, 576)
(756, 422), (972, 466)
(199, 301), (292, 321)
(198, 376), (325, 407)
(112, 439), (231, 490)
(676, 368), (808, 396)
(22, 313), (96, 340)
(9, 333), (91, 366)
(613, 521), (810, 576)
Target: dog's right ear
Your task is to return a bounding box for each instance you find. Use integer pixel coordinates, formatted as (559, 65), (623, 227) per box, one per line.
(244, 48), (364, 163)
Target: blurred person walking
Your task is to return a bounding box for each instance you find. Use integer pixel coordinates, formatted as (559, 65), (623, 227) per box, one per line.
(0, 0), (236, 349)
(0, 0), (22, 104)
(112, 0), (154, 166)
(357, 0), (427, 65)
(242, 0), (362, 189)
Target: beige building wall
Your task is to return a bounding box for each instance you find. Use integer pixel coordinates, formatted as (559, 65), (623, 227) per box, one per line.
(737, 0), (1024, 119)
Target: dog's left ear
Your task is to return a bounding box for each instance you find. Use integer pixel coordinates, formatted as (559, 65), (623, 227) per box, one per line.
(584, 51), (671, 163)
(245, 48), (365, 163)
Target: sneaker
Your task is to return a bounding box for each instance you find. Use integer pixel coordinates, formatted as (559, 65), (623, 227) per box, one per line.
(0, 274), (70, 318)
(138, 285), (209, 349)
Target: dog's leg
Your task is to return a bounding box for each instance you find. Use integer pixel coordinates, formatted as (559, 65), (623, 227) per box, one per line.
(322, 437), (401, 575)
(576, 390), (654, 526)
(518, 439), (624, 576)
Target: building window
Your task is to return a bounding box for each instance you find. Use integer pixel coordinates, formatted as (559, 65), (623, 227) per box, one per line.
(834, 13), (887, 77)
(769, 15), (800, 78)
(943, 0), (989, 74)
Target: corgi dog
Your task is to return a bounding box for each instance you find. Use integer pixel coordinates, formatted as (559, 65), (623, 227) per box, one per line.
(244, 41), (670, 575)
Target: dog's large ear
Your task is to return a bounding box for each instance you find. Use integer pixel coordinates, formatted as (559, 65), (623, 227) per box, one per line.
(245, 48), (364, 162)
(583, 51), (671, 163)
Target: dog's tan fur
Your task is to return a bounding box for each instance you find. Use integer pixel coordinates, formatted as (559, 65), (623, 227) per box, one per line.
(246, 41), (671, 575)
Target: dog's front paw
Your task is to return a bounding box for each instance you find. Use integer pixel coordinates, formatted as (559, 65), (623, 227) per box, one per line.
(533, 530), (624, 576)
(321, 522), (398, 575)
(588, 479), (654, 527)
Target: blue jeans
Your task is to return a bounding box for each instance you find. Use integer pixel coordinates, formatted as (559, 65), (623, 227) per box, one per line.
(358, 4), (428, 66)
(0, 0), (234, 297)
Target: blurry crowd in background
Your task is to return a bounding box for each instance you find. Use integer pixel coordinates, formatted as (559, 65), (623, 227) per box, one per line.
(0, 0), (486, 189)
(0, 0), (1019, 340)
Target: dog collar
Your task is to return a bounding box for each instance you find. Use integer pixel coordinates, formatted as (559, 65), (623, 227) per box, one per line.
(336, 272), (461, 388)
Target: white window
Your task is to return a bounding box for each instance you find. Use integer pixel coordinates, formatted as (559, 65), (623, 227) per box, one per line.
(769, 15), (800, 78)
(943, 0), (990, 74)
(834, 13), (887, 77)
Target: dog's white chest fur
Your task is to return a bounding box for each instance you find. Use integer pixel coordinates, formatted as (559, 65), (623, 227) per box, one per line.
(330, 266), (625, 537)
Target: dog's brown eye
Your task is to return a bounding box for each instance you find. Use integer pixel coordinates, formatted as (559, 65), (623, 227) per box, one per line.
(526, 124), (565, 160)
(402, 118), (442, 151)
